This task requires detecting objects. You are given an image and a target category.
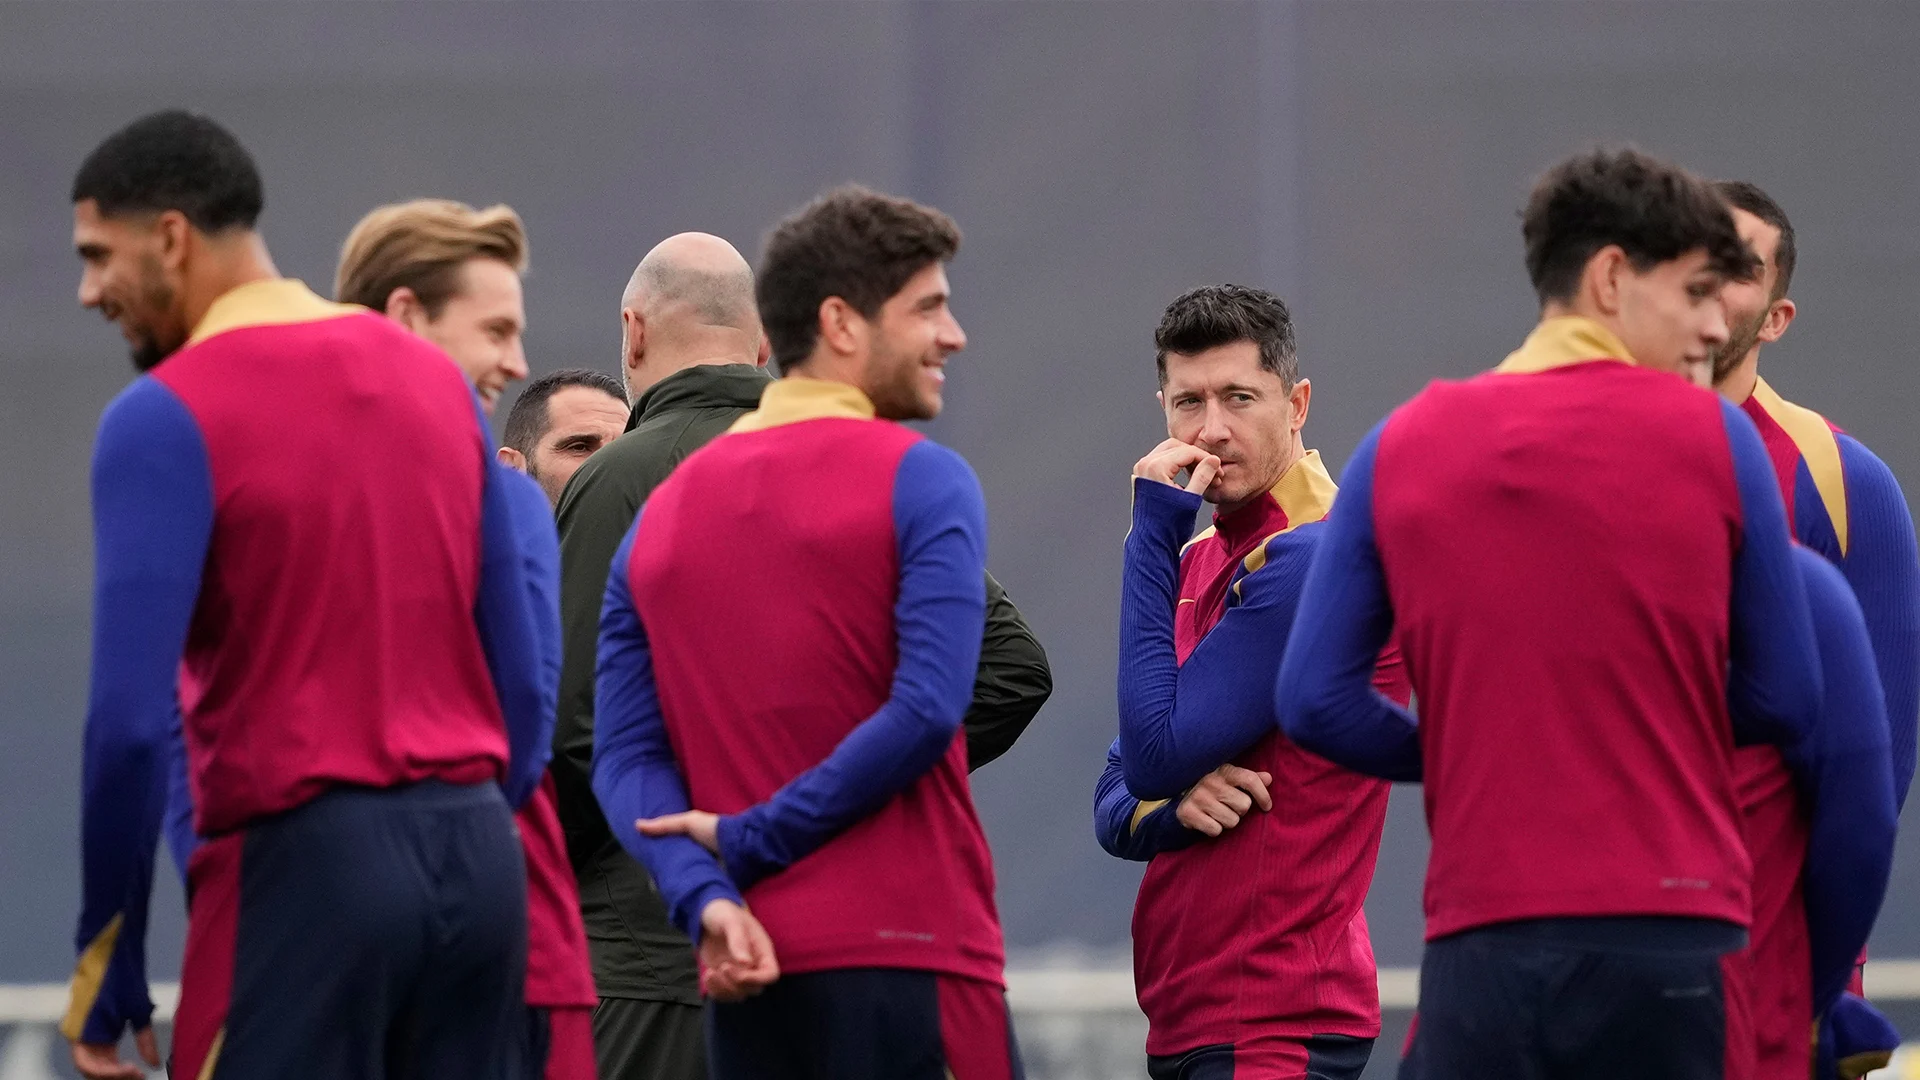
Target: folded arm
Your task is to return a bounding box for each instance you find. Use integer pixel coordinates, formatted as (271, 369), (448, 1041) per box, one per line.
(1833, 434), (1920, 807)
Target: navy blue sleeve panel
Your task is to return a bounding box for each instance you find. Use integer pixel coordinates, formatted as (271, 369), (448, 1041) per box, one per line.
(718, 440), (988, 889)
(163, 710), (197, 884)
(1117, 480), (1313, 799)
(1834, 434), (1920, 807)
(1093, 738), (1201, 861)
(1274, 423), (1422, 782)
(1721, 400), (1824, 749)
(1784, 547), (1898, 1021)
(591, 517), (744, 942)
(474, 454), (562, 810)
(68, 377), (214, 1045)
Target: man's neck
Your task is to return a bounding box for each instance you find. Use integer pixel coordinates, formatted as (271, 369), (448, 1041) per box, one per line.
(1539, 297), (1625, 342)
(628, 350), (756, 401)
(1715, 349), (1762, 405)
(181, 232), (278, 333)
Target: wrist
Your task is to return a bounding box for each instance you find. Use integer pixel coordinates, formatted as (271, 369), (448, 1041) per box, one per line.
(1130, 478), (1205, 546)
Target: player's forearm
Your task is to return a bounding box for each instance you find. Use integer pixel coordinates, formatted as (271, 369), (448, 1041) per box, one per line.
(1837, 437), (1920, 807)
(476, 464), (561, 808)
(72, 720), (166, 1042)
(963, 571), (1052, 771)
(1801, 747), (1897, 1018)
(163, 715), (198, 884)
(1116, 479), (1217, 798)
(1093, 748), (1193, 860)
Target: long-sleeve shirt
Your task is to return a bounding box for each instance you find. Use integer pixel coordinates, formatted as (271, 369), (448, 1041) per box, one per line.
(65, 280), (557, 1046)
(1094, 454), (1407, 1053)
(592, 377), (1004, 985)
(553, 362), (1050, 1003)
(1277, 316), (1823, 942)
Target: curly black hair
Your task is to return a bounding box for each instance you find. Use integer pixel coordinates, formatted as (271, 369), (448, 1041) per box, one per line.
(72, 109), (263, 232)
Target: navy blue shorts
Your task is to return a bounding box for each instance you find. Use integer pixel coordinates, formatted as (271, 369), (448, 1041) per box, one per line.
(171, 781), (528, 1079)
(1148, 1034), (1374, 1079)
(706, 967), (1023, 1080)
(1402, 917), (1746, 1080)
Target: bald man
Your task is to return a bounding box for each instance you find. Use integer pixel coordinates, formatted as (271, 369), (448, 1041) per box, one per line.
(552, 233), (1051, 1079)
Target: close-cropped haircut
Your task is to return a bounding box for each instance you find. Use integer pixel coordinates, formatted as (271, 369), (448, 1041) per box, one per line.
(71, 109), (264, 232)
(502, 368), (628, 459)
(757, 185), (961, 374)
(335, 199), (528, 318)
(1522, 148), (1757, 305)
(1713, 180), (1797, 302)
(1153, 284), (1299, 389)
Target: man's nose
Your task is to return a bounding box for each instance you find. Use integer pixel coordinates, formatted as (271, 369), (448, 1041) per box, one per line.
(939, 313), (967, 354)
(1197, 402), (1231, 444)
(1701, 301), (1731, 346)
(77, 271), (101, 309)
(504, 341), (529, 380)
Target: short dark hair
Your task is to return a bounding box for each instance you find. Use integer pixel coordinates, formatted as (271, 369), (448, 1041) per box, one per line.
(1521, 147), (1757, 305)
(502, 368), (628, 458)
(1713, 180), (1796, 302)
(71, 110), (263, 232)
(1154, 284), (1299, 388)
(757, 185), (961, 374)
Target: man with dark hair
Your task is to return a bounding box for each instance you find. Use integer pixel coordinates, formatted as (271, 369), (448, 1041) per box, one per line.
(500, 369), (629, 507)
(1276, 147), (1868, 1078)
(66, 109), (556, 1080)
(553, 229), (1049, 1080)
(1090, 285), (1410, 1080)
(1706, 180), (1920, 1080)
(591, 187), (1022, 1080)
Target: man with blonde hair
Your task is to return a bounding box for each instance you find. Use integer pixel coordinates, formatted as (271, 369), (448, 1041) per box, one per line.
(337, 198), (531, 414)
(336, 198), (600, 1080)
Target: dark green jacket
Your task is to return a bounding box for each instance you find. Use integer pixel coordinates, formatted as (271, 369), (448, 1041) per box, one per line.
(551, 362), (1052, 1002)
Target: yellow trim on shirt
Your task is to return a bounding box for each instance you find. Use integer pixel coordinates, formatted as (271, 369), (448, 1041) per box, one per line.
(1180, 526), (1218, 556)
(60, 913), (123, 1042)
(727, 376), (876, 433)
(1751, 377), (1850, 556)
(1234, 450), (1339, 599)
(197, 1028), (227, 1080)
(1494, 316), (1637, 375)
(1130, 799), (1170, 834)
(187, 279), (362, 346)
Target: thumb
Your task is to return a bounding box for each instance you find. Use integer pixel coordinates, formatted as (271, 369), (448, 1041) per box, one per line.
(724, 915), (755, 966)
(635, 814), (688, 837)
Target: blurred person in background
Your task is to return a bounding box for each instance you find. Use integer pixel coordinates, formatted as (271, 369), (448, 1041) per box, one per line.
(551, 229), (1052, 1079)
(68, 111), (554, 1080)
(1707, 180), (1920, 1080)
(499, 368), (629, 507)
(1091, 284), (1411, 1080)
(338, 199), (599, 1080)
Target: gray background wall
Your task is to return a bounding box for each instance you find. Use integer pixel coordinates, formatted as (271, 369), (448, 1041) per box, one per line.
(3, 0), (1918, 993)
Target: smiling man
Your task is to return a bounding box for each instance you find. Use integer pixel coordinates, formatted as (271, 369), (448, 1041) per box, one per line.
(499, 369), (630, 507)
(335, 198), (531, 413)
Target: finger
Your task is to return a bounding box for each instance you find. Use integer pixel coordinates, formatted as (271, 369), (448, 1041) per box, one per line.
(1217, 786), (1252, 815)
(1218, 766), (1274, 812)
(1183, 454), (1222, 494)
(1203, 801), (1242, 830)
(135, 1028), (161, 1067)
(72, 1044), (142, 1080)
(725, 916), (755, 967)
(1176, 803), (1222, 835)
(634, 814), (691, 837)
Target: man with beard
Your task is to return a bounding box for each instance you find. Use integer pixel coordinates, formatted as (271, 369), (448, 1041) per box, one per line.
(64, 110), (555, 1080)
(592, 187), (1020, 1079)
(499, 369), (630, 508)
(553, 231), (1049, 1080)
(1708, 180), (1920, 1080)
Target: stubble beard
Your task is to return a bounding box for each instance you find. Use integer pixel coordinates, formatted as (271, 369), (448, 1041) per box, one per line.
(1710, 308), (1767, 385)
(128, 265), (182, 373)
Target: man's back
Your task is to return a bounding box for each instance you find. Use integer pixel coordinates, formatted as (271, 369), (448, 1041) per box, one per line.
(623, 382), (1003, 983)
(1373, 345), (1754, 938)
(152, 280), (506, 833)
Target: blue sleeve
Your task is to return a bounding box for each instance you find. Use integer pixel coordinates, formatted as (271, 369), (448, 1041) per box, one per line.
(1834, 434), (1920, 807)
(1093, 738), (1201, 861)
(1784, 548), (1897, 1022)
(1274, 423), (1422, 781)
(474, 442), (562, 811)
(67, 378), (213, 1045)
(1721, 400), (1824, 748)
(715, 440), (988, 889)
(162, 709), (197, 884)
(1117, 480), (1311, 799)
(591, 515), (743, 942)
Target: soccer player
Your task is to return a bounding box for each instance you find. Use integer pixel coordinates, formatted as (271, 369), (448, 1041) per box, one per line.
(1089, 285), (1410, 1080)
(66, 111), (554, 1079)
(591, 187), (1020, 1080)
(1706, 180), (1920, 1079)
(338, 200), (599, 1080)
(499, 369), (629, 507)
(553, 231), (1049, 1080)
(1276, 147), (1827, 1078)
(335, 198), (530, 414)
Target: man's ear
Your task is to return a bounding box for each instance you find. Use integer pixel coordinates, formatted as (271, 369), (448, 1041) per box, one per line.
(1586, 245), (1629, 316)
(385, 286), (426, 331)
(153, 210), (192, 272)
(817, 296), (863, 359)
(1758, 297), (1797, 345)
(497, 445), (527, 473)
(621, 307), (646, 373)
(757, 334), (772, 369)
(1289, 378), (1312, 433)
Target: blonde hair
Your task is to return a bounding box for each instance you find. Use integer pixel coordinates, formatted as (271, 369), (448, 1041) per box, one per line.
(335, 199), (528, 316)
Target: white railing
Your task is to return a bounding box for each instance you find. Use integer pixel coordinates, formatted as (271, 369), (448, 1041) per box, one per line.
(5, 963), (1920, 1080)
